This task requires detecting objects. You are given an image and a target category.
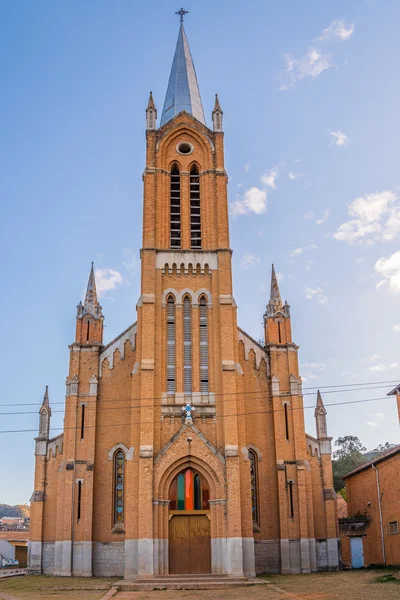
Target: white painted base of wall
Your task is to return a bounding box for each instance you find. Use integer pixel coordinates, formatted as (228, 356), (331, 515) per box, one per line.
(54, 540), (72, 576)
(225, 537), (244, 576)
(28, 541), (42, 573)
(242, 537), (256, 578)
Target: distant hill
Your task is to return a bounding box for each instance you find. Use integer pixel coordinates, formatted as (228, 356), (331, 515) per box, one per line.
(0, 504), (30, 519)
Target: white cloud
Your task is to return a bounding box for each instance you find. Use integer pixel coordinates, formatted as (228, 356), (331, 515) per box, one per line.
(367, 354), (381, 362)
(316, 209), (331, 225)
(260, 166), (281, 189)
(301, 362), (325, 370)
(289, 247), (303, 257)
(393, 325), (400, 333)
(231, 187), (267, 216)
(304, 211), (315, 220)
(334, 190), (398, 245)
(330, 130), (350, 146)
(305, 260), (314, 272)
(240, 252), (260, 270)
(319, 20), (355, 42)
(375, 251), (400, 293)
(244, 162), (250, 172)
(366, 421), (379, 428)
(280, 19), (353, 90)
(369, 362), (398, 372)
(289, 172), (301, 180)
(121, 249), (137, 272)
(95, 268), (123, 297)
(305, 286), (328, 304)
(280, 47), (333, 90)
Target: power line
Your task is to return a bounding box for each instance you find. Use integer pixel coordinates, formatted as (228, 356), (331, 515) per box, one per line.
(0, 383), (396, 417)
(0, 378), (398, 409)
(0, 394), (395, 435)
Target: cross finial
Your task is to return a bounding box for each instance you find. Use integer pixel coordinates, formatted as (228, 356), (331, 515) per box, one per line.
(175, 7), (189, 23)
(182, 402), (196, 423)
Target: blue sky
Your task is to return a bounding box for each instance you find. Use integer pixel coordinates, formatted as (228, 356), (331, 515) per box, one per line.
(1, 0), (400, 504)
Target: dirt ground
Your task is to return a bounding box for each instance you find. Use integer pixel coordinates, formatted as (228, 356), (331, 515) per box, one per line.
(0, 575), (117, 600)
(0, 570), (399, 600)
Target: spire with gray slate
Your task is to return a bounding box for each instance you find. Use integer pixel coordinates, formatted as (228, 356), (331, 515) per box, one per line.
(160, 13), (206, 127)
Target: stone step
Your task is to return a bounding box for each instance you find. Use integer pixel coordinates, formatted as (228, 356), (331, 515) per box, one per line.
(116, 575), (264, 592)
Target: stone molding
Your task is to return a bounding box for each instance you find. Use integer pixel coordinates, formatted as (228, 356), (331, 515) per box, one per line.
(225, 444), (239, 457)
(140, 445), (154, 458)
(161, 287), (212, 306)
(108, 444), (134, 461)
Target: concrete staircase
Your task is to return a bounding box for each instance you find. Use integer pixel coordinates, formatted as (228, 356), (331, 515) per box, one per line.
(114, 573), (268, 592)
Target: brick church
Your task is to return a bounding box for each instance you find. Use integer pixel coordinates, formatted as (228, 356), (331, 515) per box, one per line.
(29, 15), (339, 579)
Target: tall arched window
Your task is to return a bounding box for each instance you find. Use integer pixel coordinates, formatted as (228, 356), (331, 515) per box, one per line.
(169, 469), (210, 510)
(170, 164), (181, 248)
(199, 296), (209, 393)
(183, 296), (192, 394)
(248, 450), (259, 526)
(114, 450), (125, 524)
(167, 296), (176, 393)
(190, 165), (201, 249)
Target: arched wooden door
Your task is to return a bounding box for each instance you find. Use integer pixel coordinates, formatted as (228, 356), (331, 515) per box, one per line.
(168, 469), (211, 574)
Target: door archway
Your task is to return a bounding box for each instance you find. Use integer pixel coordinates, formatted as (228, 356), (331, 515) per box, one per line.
(168, 468), (211, 574)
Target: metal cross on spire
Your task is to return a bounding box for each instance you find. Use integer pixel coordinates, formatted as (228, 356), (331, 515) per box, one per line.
(175, 7), (189, 23)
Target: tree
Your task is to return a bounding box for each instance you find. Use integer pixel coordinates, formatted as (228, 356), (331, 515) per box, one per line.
(332, 436), (367, 492)
(370, 442), (397, 456)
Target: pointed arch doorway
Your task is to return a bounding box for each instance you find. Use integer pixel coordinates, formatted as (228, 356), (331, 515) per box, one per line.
(168, 468), (211, 574)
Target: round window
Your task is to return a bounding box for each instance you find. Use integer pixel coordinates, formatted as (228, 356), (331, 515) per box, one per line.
(177, 142), (194, 155)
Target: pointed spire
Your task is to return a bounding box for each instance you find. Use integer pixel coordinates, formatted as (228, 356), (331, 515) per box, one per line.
(82, 263), (102, 318)
(315, 390), (327, 416)
(213, 94), (222, 112)
(160, 23), (206, 126)
(269, 264), (283, 313)
(40, 385), (50, 413)
(147, 91), (156, 111)
(38, 386), (51, 440)
(212, 94), (223, 132)
(146, 92), (157, 130)
(315, 390), (328, 439)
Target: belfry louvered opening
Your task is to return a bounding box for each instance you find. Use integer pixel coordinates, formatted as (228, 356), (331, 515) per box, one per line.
(183, 296), (192, 394)
(166, 296), (176, 393)
(170, 164), (181, 249)
(190, 165), (201, 249)
(199, 296), (209, 393)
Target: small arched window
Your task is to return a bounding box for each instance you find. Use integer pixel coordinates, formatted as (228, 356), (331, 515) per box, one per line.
(249, 450), (259, 526)
(169, 469), (209, 510)
(199, 296), (209, 393)
(114, 450), (125, 524)
(170, 164), (181, 249)
(166, 296), (176, 394)
(183, 296), (192, 394)
(190, 165), (201, 249)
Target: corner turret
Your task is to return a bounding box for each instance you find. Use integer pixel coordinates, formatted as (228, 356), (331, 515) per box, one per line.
(75, 263), (103, 345)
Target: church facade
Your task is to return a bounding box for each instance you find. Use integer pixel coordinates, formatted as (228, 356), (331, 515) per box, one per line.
(29, 20), (339, 578)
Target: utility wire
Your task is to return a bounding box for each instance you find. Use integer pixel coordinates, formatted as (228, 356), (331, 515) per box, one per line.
(0, 394), (395, 434)
(0, 379), (398, 409)
(0, 384), (396, 417)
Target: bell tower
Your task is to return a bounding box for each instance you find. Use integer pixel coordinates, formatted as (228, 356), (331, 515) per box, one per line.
(128, 12), (253, 579)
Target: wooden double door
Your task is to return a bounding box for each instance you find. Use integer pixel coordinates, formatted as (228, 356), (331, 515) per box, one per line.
(169, 512), (211, 574)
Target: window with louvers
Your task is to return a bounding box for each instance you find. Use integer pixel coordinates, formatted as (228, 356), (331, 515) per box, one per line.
(190, 165), (201, 249)
(167, 296), (176, 393)
(170, 164), (181, 248)
(183, 296), (192, 394)
(199, 296), (209, 393)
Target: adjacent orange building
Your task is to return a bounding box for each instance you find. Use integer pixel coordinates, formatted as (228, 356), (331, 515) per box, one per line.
(29, 18), (339, 579)
(342, 445), (400, 568)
